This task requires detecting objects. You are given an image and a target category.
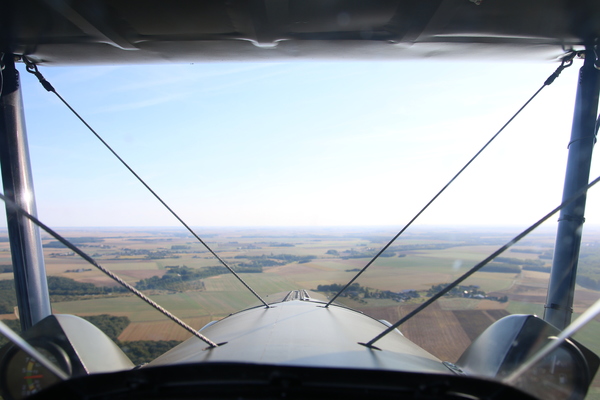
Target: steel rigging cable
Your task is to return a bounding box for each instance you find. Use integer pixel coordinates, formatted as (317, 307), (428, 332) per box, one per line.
(325, 51), (580, 308)
(21, 56), (269, 309)
(0, 190), (220, 348)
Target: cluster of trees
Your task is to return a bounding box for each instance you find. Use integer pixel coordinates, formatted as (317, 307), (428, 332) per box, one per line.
(481, 263), (521, 273)
(427, 283), (485, 298)
(233, 255), (285, 268)
(270, 254), (316, 263)
(43, 237), (104, 248)
(0, 277), (129, 312)
(0, 280), (16, 314)
(48, 276), (128, 297)
(576, 275), (600, 291)
(316, 283), (351, 293)
(135, 266), (227, 291)
(316, 283), (368, 303)
(364, 288), (420, 302)
(426, 283), (507, 302)
(510, 249), (543, 254)
(574, 246), (600, 290)
(232, 262), (263, 273)
(340, 249), (395, 259)
(315, 283), (420, 303)
(234, 254), (316, 265)
(82, 315), (130, 340)
(99, 248), (183, 260)
(144, 251), (179, 260)
(494, 257), (545, 267)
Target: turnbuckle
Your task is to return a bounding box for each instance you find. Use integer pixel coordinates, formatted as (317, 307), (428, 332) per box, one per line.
(21, 55), (55, 92)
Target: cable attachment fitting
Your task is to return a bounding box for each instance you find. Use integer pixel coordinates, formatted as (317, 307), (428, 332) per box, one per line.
(22, 56), (55, 93)
(544, 51), (578, 86)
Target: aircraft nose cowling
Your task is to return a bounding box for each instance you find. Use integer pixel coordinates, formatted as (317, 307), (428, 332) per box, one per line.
(145, 300), (451, 375)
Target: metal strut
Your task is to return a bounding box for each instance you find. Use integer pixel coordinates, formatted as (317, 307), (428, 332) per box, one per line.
(0, 55), (51, 330)
(544, 43), (600, 329)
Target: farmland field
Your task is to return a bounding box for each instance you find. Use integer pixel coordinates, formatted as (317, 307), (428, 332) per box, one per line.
(2, 225), (600, 395)
(4, 227), (600, 330)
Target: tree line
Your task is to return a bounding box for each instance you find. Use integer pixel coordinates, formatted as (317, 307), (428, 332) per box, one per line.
(234, 253), (317, 265)
(135, 266), (227, 291)
(0, 277), (129, 313)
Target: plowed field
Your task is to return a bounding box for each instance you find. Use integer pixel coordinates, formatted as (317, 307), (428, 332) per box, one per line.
(357, 302), (509, 362)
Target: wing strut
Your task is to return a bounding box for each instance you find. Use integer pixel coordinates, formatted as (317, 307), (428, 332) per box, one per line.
(0, 54), (51, 330)
(544, 42), (600, 329)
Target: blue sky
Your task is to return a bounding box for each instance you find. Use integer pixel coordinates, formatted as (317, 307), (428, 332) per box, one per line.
(7, 58), (600, 229)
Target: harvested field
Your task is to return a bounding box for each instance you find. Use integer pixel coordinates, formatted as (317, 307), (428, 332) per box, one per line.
(0, 272), (13, 281)
(490, 282), (547, 304)
(452, 310), (505, 341)
(358, 302), (471, 362)
(438, 298), (480, 310)
(118, 316), (214, 341)
(485, 309), (510, 320)
(398, 302), (471, 362)
(358, 303), (511, 362)
(573, 289), (600, 313)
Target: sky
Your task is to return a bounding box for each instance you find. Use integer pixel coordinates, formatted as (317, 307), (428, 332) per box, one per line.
(5, 57), (600, 230)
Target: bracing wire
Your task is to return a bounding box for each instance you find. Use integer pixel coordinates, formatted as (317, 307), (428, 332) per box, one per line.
(362, 174), (600, 348)
(324, 51), (578, 308)
(0, 191), (220, 348)
(21, 56), (269, 309)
